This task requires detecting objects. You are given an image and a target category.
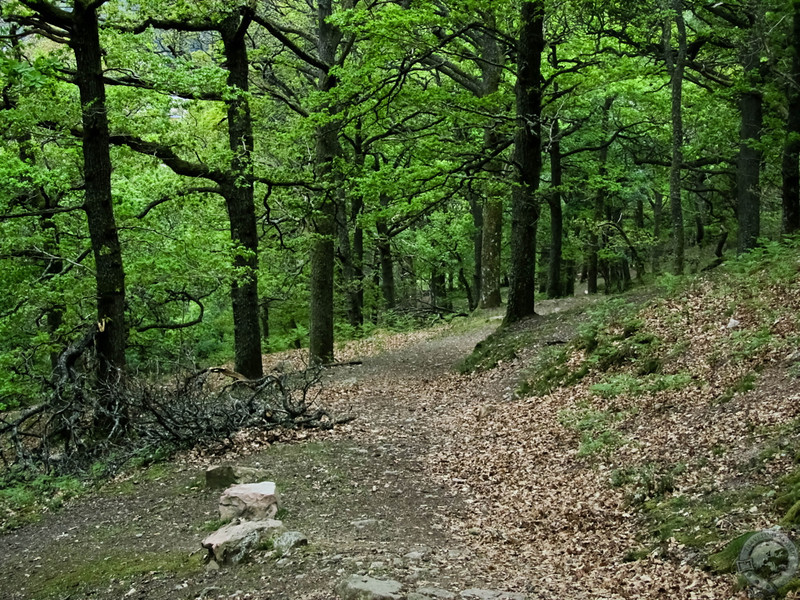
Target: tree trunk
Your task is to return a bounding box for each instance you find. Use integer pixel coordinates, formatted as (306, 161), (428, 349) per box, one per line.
(478, 19), (504, 309)
(376, 192), (395, 309)
(309, 0), (341, 363)
(377, 237), (395, 309)
(430, 269), (447, 309)
(72, 1), (127, 383)
(737, 17), (763, 253)
(547, 117), (563, 299)
(468, 190), (482, 309)
(505, 0), (544, 324)
(783, 0), (800, 235)
(351, 193), (365, 326)
(651, 190), (664, 273)
(587, 232), (598, 294)
(479, 193), (502, 308)
(220, 14), (262, 378)
(664, 0), (686, 274)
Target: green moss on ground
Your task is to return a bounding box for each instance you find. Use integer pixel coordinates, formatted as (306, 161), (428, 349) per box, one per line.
(27, 551), (203, 599)
(457, 326), (538, 374)
(707, 532), (758, 573)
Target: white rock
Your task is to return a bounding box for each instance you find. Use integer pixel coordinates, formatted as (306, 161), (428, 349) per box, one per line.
(273, 531), (308, 554)
(219, 482), (279, 521)
(726, 317), (741, 329)
(201, 519), (283, 565)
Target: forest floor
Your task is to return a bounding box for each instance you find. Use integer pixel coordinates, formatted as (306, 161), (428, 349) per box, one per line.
(2, 273), (799, 600)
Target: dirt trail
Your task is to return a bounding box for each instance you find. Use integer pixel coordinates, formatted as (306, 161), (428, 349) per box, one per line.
(0, 295), (616, 600)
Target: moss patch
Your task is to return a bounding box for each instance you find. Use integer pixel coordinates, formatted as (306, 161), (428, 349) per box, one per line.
(707, 531), (758, 573)
(457, 326), (538, 373)
(26, 551), (203, 599)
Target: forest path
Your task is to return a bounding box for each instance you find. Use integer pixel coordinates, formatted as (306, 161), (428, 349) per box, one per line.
(0, 294), (606, 600)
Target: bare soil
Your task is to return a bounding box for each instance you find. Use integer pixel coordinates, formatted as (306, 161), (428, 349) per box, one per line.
(2, 289), (786, 600)
(0, 298), (588, 600)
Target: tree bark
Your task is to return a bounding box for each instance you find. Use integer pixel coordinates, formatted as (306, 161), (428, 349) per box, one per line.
(479, 190), (502, 308)
(72, 0), (127, 382)
(546, 117), (563, 299)
(651, 190), (664, 273)
(468, 190), (482, 309)
(783, 0), (800, 235)
(220, 13), (262, 378)
(505, 0), (543, 324)
(478, 18), (504, 309)
(309, 0), (341, 363)
(350, 192), (365, 326)
(737, 13), (763, 253)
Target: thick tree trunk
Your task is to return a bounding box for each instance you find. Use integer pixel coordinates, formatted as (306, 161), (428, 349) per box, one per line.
(664, 0), (686, 274)
(309, 198), (335, 363)
(783, 0), (800, 235)
(505, 0), (544, 324)
(72, 2), (127, 383)
(737, 20), (763, 253)
(309, 0), (341, 363)
(478, 21), (503, 309)
(220, 14), (262, 378)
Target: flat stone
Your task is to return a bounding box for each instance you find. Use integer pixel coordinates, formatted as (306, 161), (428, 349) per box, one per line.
(404, 551), (426, 562)
(459, 590), (525, 600)
(206, 465), (268, 489)
(219, 481), (279, 521)
(274, 531), (308, 554)
(408, 587), (456, 600)
(201, 519), (283, 565)
(335, 575), (403, 600)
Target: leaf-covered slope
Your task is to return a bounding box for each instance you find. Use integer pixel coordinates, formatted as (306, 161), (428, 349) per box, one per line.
(427, 240), (800, 599)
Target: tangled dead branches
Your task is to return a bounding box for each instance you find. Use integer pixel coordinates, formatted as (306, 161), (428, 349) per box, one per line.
(0, 331), (347, 477)
(129, 365), (341, 449)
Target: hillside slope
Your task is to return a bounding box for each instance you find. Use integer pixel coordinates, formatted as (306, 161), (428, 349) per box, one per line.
(435, 239), (800, 598)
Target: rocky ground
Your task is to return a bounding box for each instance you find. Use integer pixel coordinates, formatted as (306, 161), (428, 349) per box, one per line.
(1, 286), (796, 600)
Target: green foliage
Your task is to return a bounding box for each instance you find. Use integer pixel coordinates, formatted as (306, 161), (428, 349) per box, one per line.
(643, 486), (770, 548)
(590, 372), (692, 399)
(0, 471), (85, 531)
(458, 327), (536, 374)
(611, 462), (685, 504)
(558, 403), (628, 457)
(707, 532), (759, 574)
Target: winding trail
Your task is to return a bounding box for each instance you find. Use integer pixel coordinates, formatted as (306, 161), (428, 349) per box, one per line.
(0, 294), (742, 600)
